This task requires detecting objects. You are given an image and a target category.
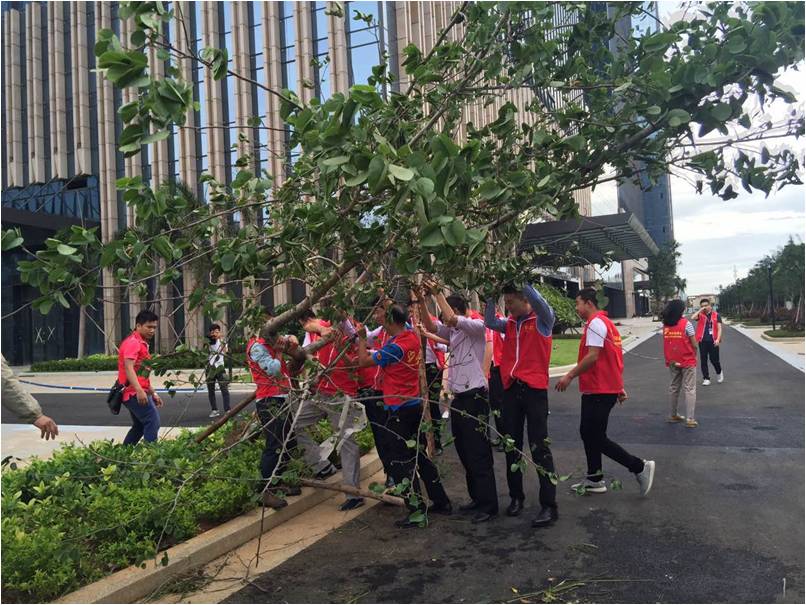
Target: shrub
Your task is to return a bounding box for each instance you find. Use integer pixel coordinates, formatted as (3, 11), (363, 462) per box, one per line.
(1, 416), (374, 603)
(29, 351), (249, 373)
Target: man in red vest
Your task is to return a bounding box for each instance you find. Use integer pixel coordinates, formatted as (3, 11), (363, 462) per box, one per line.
(357, 304), (452, 528)
(691, 298), (724, 386)
(484, 300), (507, 451)
(556, 288), (656, 497)
(297, 309), (366, 511)
(486, 283), (558, 527)
(246, 319), (307, 510)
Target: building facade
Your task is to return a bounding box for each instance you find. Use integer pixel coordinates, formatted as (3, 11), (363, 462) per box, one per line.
(1, 1), (592, 364)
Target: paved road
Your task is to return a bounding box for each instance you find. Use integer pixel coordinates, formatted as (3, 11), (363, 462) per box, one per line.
(0, 391), (226, 428)
(226, 326), (805, 604)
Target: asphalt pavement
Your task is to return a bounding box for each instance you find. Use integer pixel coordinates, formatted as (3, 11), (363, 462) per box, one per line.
(225, 326), (805, 604)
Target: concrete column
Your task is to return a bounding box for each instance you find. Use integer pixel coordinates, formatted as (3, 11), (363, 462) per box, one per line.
(7, 9), (24, 186)
(294, 1), (314, 104)
(26, 4), (46, 183)
(48, 2), (68, 178)
(202, 1), (227, 181)
(328, 2), (348, 93)
(71, 2), (92, 174)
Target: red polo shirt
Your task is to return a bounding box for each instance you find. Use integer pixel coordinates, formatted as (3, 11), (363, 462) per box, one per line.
(117, 330), (152, 401)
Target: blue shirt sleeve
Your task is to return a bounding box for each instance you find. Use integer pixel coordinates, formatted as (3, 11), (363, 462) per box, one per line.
(484, 300), (507, 333)
(523, 284), (555, 338)
(372, 342), (405, 368)
(249, 343), (282, 376)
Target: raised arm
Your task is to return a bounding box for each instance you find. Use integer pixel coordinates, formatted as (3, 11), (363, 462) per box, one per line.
(484, 299), (506, 333)
(523, 284), (555, 337)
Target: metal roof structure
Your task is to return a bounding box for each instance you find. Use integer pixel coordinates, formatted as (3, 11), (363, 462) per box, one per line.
(519, 213), (659, 267)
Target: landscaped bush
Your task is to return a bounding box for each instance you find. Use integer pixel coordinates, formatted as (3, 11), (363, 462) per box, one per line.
(2, 419), (375, 603)
(29, 351), (248, 373)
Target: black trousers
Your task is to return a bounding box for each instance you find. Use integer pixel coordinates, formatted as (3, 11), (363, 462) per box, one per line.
(698, 340), (722, 379)
(451, 387), (498, 514)
(580, 394), (644, 481)
(502, 382), (556, 507)
(255, 397), (292, 485)
(488, 366), (505, 442)
(425, 363), (444, 446)
(206, 366), (231, 411)
(387, 404), (450, 512)
(359, 388), (394, 476)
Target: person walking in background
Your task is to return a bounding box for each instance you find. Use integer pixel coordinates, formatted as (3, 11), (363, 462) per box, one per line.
(206, 323), (231, 418)
(1, 355), (59, 440)
(486, 284), (558, 527)
(556, 288), (656, 497)
(691, 298), (723, 386)
(662, 300), (699, 428)
(118, 310), (163, 445)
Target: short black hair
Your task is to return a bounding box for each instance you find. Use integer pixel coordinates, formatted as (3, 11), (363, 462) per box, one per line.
(209, 323), (221, 332)
(135, 310), (159, 325)
(387, 304), (408, 326)
(577, 288), (599, 308)
(501, 283), (519, 295)
(259, 322), (279, 342)
(700, 298), (711, 305)
(299, 309), (316, 321)
(445, 294), (468, 315)
(662, 299), (686, 327)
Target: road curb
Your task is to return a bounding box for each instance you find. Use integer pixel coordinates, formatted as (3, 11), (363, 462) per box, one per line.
(760, 332), (804, 344)
(55, 452), (384, 604)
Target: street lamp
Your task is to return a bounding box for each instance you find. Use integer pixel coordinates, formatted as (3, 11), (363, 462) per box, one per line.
(767, 264), (776, 331)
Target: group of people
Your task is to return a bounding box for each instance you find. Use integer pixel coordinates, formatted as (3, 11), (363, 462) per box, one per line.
(235, 280), (657, 529)
(660, 297), (725, 429)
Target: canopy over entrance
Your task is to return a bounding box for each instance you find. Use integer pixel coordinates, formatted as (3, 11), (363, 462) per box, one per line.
(519, 213), (659, 266)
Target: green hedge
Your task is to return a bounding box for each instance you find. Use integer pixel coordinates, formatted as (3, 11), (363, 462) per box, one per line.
(2, 419), (375, 603)
(29, 352), (249, 373)
(764, 329), (804, 338)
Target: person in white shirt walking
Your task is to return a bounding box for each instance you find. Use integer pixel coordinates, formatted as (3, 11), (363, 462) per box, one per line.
(206, 324), (231, 418)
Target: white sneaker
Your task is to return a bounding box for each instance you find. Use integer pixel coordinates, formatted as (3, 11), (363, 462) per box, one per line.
(702, 379), (711, 386)
(717, 372), (724, 383)
(441, 411), (450, 420)
(635, 460), (655, 496)
(209, 410), (220, 418)
(570, 479), (607, 494)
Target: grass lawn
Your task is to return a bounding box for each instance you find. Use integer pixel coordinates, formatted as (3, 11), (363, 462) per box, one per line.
(551, 335), (581, 366)
(764, 328), (805, 338)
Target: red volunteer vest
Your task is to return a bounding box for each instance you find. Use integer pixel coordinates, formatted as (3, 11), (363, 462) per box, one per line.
(246, 337), (290, 399)
(492, 313), (505, 367)
(379, 330), (422, 408)
(368, 327), (390, 391)
(695, 311), (720, 342)
(311, 321), (360, 397)
(663, 319), (697, 368)
(414, 315), (446, 370)
(578, 312), (624, 394)
(499, 313), (552, 390)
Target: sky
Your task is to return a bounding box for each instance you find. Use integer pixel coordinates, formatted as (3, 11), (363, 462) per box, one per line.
(590, 2), (806, 296)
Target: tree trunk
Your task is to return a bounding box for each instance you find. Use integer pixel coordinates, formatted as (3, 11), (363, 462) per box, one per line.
(299, 478), (405, 507)
(77, 305), (87, 359)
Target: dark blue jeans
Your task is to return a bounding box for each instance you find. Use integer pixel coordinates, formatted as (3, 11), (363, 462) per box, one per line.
(123, 396), (161, 445)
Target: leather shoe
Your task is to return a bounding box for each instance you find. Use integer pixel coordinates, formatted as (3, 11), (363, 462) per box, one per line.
(262, 491), (288, 510)
(429, 501), (453, 516)
(279, 484), (302, 497)
(532, 506), (558, 528)
(506, 498), (524, 517)
(339, 497), (365, 511)
(458, 500), (480, 513)
(471, 511), (496, 524)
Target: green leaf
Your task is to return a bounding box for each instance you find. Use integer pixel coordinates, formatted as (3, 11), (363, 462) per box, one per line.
(666, 108), (691, 128)
(420, 223), (444, 247)
(478, 180), (503, 200)
(710, 102), (732, 122)
(408, 511), (426, 524)
(344, 171), (368, 186)
(405, 439), (417, 449)
(322, 155), (350, 167)
(2, 230), (24, 251)
(441, 219), (466, 247)
(388, 164), (414, 181)
(645, 105), (662, 116)
(57, 244), (78, 256)
(537, 174), (551, 189)
(413, 177), (434, 197)
(220, 253), (236, 272)
(232, 170), (253, 189)
(565, 135), (586, 152)
(367, 155), (387, 191)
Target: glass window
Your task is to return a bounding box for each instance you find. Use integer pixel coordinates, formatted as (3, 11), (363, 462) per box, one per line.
(346, 1), (384, 88)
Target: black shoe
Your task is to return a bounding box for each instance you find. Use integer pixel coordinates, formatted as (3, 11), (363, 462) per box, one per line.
(506, 498), (524, 517)
(384, 475), (395, 489)
(429, 501), (453, 516)
(459, 500), (481, 513)
(339, 497), (365, 511)
(395, 515), (427, 529)
(532, 506), (558, 528)
(315, 464), (338, 480)
(278, 484), (302, 497)
(471, 511), (496, 524)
